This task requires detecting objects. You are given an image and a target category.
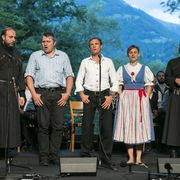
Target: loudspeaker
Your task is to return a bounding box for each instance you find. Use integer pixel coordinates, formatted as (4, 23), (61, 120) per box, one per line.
(0, 160), (7, 177)
(158, 158), (180, 174)
(60, 157), (97, 176)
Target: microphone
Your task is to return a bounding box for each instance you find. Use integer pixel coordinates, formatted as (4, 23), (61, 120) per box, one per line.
(164, 163), (173, 174)
(164, 163), (172, 170)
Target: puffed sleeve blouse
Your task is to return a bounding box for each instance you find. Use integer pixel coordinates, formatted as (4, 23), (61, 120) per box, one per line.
(116, 62), (154, 86)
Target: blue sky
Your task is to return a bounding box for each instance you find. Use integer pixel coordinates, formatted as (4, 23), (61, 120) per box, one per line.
(124, 0), (180, 24)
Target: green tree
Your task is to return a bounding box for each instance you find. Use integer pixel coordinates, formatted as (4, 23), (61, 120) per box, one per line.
(0, 0), (121, 69)
(0, 0), (85, 60)
(0, 0), (24, 29)
(149, 60), (167, 75)
(161, 0), (180, 14)
(172, 43), (180, 57)
(160, 0), (180, 59)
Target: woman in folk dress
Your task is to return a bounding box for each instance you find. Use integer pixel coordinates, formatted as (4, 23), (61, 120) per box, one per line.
(113, 45), (155, 165)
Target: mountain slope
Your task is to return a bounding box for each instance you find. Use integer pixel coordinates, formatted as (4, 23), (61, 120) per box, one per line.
(76, 0), (180, 64)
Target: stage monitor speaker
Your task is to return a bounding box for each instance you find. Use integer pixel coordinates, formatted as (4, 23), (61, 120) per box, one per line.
(60, 157), (97, 176)
(0, 160), (7, 177)
(158, 158), (180, 174)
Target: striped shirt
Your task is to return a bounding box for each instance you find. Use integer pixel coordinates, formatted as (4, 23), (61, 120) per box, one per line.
(25, 49), (74, 88)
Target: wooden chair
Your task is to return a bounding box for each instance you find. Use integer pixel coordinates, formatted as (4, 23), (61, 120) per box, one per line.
(17, 146), (21, 152)
(69, 100), (83, 152)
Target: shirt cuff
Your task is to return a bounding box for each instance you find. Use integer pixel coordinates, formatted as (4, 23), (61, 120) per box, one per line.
(74, 87), (84, 95)
(110, 86), (119, 92)
(145, 82), (154, 86)
(65, 73), (74, 79)
(24, 73), (35, 79)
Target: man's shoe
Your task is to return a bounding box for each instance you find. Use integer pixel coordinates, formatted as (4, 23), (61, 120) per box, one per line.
(101, 160), (118, 171)
(39, 159), (48, 166)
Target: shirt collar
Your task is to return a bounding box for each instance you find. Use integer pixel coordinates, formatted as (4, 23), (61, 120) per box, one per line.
(89, 54), (105, 61)
(41, 48), (59, 57)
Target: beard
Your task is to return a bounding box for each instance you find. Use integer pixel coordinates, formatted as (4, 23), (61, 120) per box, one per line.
(6, 42), (15, 47)
(2, 41), (15, 51)
(158, 80), (165, 84)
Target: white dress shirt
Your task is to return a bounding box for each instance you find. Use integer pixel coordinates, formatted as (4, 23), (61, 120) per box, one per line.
(75, 55), (118, 93)
(117, 63), (154, 86)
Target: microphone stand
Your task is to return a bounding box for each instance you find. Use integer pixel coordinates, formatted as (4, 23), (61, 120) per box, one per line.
(97, 54), (111, 167)
(98, 54), (101, 107)
(127, 162), (180, 180)
(97, 54), (101, 166)
(164, 163), (173, 180)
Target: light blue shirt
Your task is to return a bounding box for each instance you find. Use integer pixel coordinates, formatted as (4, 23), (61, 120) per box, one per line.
(25, 49), (74, 88)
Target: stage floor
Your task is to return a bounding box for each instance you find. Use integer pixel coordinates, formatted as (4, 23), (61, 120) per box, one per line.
(1, 148), (177, 180)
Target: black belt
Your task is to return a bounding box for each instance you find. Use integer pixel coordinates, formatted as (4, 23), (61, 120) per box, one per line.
(85, 89), (110, 96)
(36, 86), (65, 92)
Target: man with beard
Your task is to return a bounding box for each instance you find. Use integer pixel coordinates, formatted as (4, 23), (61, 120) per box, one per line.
(155, 71), (169, 111)
(154, 71), (169, 152)
(0, 28), (25, 156)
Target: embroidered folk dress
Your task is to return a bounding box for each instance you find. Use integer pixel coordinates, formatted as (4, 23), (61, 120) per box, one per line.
(113, 63), (155, 144)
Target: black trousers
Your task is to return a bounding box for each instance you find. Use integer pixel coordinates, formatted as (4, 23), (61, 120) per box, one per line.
(81, 89), (113, 161)
(36, 88), (65, 161)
